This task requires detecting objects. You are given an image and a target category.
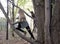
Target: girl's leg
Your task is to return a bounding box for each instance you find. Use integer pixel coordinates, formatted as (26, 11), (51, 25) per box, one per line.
(16, 22), (26, 34)
(26, 26), (35, 39)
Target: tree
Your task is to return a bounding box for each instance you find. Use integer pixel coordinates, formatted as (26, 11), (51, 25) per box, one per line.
(51, 0), (60, 44)
(32, 0), (45, 44)
(44, 0), (51, 44)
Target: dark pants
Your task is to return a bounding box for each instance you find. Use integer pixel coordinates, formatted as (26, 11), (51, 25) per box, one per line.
(16, 22), (25, 33)
(16, 21), (35, 39)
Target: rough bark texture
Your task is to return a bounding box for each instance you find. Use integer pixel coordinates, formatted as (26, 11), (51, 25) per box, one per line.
(44, 0), (51, 44)
(51, 0), (60, 44)
(32, 0), (45, 44)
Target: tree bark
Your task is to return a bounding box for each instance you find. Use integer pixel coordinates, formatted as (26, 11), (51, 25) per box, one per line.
(44, 0), (51, 44)
(32, 0), (45, 44)
(51, 0), (60, 44)
(11, 0), (15, 37)
(6, 0), (9, 40)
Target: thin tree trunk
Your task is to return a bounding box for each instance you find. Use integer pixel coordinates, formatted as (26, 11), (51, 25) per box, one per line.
(44, 0), (51, 44)
(11, 0), (15, 37)
(6, 0), (9, 40)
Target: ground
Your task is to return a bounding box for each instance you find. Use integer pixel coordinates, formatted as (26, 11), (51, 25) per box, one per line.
(0, 29), (30, 44)
(0, 26), (37, 44)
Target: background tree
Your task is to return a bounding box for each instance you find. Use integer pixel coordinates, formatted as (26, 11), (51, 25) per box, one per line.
(44, 0), (52, 44)
(51, 0), (60, 44)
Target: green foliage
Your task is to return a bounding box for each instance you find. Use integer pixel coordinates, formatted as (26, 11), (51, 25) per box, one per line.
(17, 0), (28, 6)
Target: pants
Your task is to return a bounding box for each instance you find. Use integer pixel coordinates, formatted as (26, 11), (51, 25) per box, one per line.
(16, 21), (35, 39)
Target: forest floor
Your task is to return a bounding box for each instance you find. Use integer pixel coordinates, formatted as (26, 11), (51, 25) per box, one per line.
(0, 29), (30, 44)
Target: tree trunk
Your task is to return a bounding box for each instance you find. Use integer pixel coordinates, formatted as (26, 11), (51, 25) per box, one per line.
(6, 0), (9, 40)
(11, 0), (15, 37)
(44, 0), (51, 44)
(32, 0), (45, 44)
(51, 0), (60, 44)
